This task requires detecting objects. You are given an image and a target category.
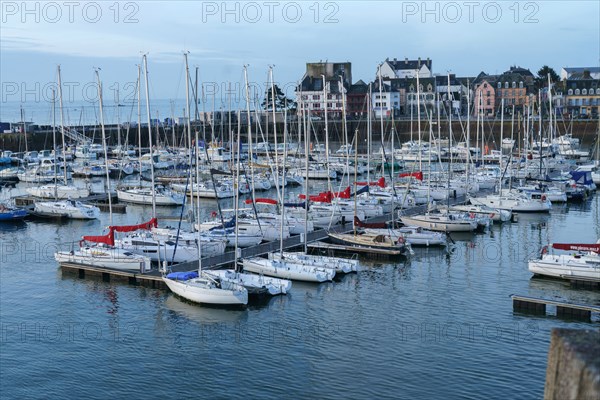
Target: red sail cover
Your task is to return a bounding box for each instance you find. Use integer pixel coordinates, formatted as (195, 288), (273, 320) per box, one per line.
(552, 243), (600, 252)
(399, 171), (423, 181)
(82, 230), (115, 246)
(246, 198), (277, 205)
(299, 191), (333, 203)
(111, 217), (158, 233)
(334, 187), (351, 199)
(355, 177), (386, 188)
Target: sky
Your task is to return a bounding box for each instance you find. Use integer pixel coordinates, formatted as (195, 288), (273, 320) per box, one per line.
(1, 0), (599, 113)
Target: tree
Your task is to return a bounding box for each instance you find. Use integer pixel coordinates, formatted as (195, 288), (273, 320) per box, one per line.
(261, 84), (296, 112)
(536, 65), (560, 88)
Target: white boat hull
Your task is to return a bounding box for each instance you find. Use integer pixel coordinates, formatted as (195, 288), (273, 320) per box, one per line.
(54, 247), (151, 272)
(528, 255), (600, 281)
(163, 277), (248, 305)
(242, 257), (335, 282)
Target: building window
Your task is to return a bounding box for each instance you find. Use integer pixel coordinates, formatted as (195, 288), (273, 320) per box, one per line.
(505, 82), (509, 89)
(487, 91), (490, 97)
(314, 103), (320, 108)
(419, 84), (423, 92)
(575, 89), (580, 95)
(568, 89), (573, 95)
(313, 95), (319, 100)
(484, 83), (488, 88)
(497, 82), (501, 89)
(427, 84), (432, 92)
(487, 99), (491, 106)
(589, 88), (595, 95)
(511, 82), (516, 88)
(327, 94), (332, 99)
(519, 82), (523, 89)
(582, 89), (587, 95)
(337, 103), (342, 108)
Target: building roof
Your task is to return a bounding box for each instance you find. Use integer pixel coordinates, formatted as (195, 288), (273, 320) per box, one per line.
(565, 78), (600, 90)
(563, 67), (600, 73)
(348, 80), (369, 94)
(385, 57), (432, 71)
(297, 76), (346, 93)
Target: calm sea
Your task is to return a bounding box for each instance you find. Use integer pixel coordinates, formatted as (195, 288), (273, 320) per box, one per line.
(1, 181), (599, 399)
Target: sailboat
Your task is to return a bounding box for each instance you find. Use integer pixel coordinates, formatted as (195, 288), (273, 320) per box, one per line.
(54, 70), (151, 271)
(0, 202), (28, 221)
(32, 82), (99, 219)
(29, 66), (90, 200)
(528, 241), (600, 281)
(162, 53), (249, 306)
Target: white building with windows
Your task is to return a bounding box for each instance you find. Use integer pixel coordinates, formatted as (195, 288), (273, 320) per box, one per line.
(295, 62), (351, 118)
(371, 83), (400, 118)
(377, 57), (433, 80)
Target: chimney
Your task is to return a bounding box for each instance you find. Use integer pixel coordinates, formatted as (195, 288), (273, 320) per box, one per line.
(393, 57), (397, 62)
(405, 57), (408, 64)
(583, 70), (591, 79)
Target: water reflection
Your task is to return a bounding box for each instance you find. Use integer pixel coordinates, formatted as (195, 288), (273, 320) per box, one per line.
(164, 294), (247, 322)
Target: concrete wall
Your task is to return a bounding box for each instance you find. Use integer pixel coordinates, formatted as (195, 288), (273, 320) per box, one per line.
(544, 328), (600, 400)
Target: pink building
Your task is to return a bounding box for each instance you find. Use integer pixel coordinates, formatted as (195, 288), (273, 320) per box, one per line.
(474, 80), (496, 117)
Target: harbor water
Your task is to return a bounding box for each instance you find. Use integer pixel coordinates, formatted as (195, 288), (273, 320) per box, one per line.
(0, 182), (599, 399)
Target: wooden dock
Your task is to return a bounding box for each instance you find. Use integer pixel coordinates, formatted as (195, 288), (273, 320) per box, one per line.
(307, 241), (405, 257)
(511, 294), (600, 321)
(56, 196), (468, 289)
(60, 262), (168, 289)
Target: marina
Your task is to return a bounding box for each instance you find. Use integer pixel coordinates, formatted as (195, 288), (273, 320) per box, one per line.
(2, 4), (599, 396)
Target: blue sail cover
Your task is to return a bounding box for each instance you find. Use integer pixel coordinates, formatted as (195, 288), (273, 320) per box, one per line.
(569, 171), (593, 185)
(353, 185), (369, 196)
(283, 202), (307, 209)
(209, 216), (236, 231)
(166, 271), (199, 281)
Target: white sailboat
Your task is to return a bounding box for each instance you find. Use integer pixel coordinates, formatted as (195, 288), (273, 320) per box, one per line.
(117, 185), (185, 206)
(162, 54), (248, 306)
(54, 72), (152, 271)
(528, 242), (600, 281)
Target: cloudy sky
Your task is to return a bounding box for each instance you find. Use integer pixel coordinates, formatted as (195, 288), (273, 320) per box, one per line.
(1, 0), (598, 107)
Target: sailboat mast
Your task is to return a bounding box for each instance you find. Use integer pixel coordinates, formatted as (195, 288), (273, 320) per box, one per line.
(466, 80), (471, 189)
(279, 102), (289, 256)
(95, 69), (113, 225)
(137, 64), (142, 185)
(57, 65), (68, 184)
(270, 67), (281, 207)
(184, 53), (195, 232)
(323, 74), (332, 193)
(499, 98), (504, 197)
(303, 96), (309, 254)
(378, 64), (385, 175)
(52, 89), (58, 200)
(447, 73), (453, 181)
(416, 73), (422, 171)
(142, 54), (157, 216)
(116, 88), (121, 149)
(367, 83), (372, 184)
(234, 110), (242, 264)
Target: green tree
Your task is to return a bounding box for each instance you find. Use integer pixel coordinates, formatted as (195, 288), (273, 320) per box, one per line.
(536, 65), (560, 88)
(261, 84), (296, 112)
